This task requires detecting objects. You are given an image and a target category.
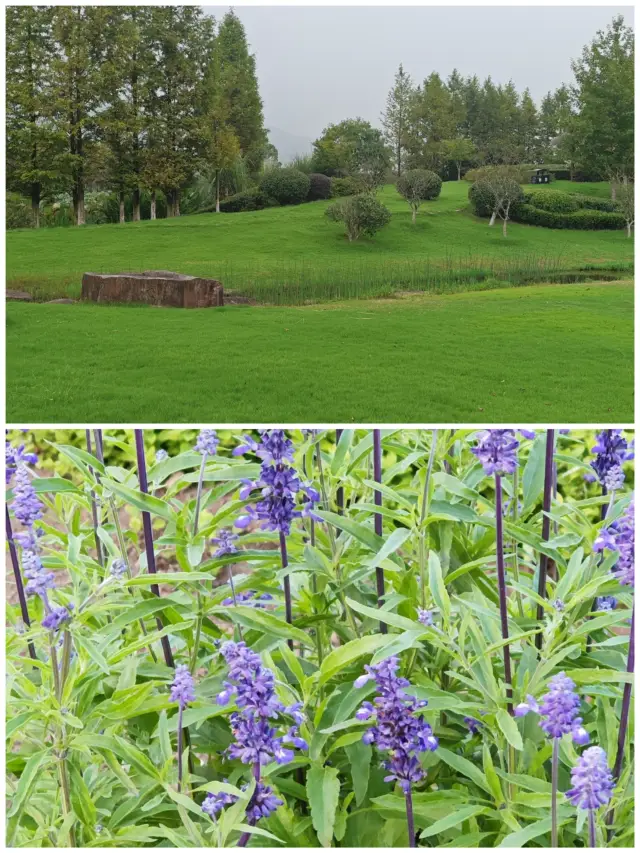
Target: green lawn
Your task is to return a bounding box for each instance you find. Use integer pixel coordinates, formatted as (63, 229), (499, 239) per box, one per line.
(7, 282), (633, 423)
(6, 181), (633, 303)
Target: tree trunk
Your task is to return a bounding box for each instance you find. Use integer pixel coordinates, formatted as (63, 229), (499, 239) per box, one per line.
(457, 163), (462, 181)
(119, 191), (125, 224)
(74, 183), (85, 226)
(489, 211), (496, 227)
(627, 223), (632, 238)
(611, 183), (617, 201)
(412, 208), (416, 224)
(166, 190), (174, 218)
(503, 217), (508, 237)
(150, 190), (157, 220)
(397, 142), (401, 177)
(31, 184), (40, 229)
(132, 189), (141, 221)
(174, 190), (180, 218)
(215, 171), (220, 213)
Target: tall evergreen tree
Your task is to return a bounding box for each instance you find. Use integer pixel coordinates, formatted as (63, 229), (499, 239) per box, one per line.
(519, 88), (540, 162)
(381, 64), (414, 175)
(571, 15), (634, 190)
(405, 73), (460, 172)
(49, 6), (109, 225)
(215, 11), (266, 176)
(6, 6), (65, 227)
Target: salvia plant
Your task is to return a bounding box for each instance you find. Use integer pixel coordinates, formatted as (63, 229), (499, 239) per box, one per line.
(5, 428), (634, 848)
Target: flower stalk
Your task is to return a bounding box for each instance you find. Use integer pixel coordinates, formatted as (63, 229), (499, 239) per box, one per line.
(5, 506), (37, 660)
(373, 430), (387, 633)
(535, 429), (555, 651)
(494, 474), (513, 712)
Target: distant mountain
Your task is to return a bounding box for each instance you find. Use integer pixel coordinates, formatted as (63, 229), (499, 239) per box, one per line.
(267, 126), (314, 164)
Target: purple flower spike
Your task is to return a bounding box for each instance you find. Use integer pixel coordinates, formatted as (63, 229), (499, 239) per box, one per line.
(195, 429), (219, 457)
(155, 449), (168, 462)
(12, 464), (43, 530)
(23, 550), (55, 597)
(417, 609), (433, 626)
(212, 529), (239, 558)
(355, 656), (437, 793)
(170, 664), (196, 709)
(596, 596), (617, 612)
(538, 672), (589, 743)
(595, 498), (634, 588)
(472, 430), (520, 476)
(42, 604), (73, 632)
(202, 787), (237, 817)
(514, 694), (540, 717)
(110, 558), (127, 580)
(6, 442), (37, 485)
(566, 746), (614, 810)
(591, 430), (630, 488)
(217, 641), (306, 769)
(464, 716), (481, 734)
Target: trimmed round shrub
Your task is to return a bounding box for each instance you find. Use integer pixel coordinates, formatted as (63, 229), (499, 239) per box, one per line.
(330, 176), (366, 197)
(325, 193), (391, 241)
(469, 179), (524, 219)
(522, 188), (580, 213)
(259, 168), (310, 205)
(218, 188), (271, 213)
(397, 169), (442, 202)
(307, 173), (332, 201)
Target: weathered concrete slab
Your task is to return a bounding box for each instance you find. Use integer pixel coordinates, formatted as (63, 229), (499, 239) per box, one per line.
(81, 271), (223, 308)
(6, 290), (33, 301)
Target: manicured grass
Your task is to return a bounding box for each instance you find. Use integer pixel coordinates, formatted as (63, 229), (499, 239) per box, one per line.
(7, 181), (632, 303)
(7, 282), (633, 423)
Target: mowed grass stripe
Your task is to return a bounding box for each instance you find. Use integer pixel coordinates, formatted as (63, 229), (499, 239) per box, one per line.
(6, 182), (633, 303)
(6, 282), (633, 423)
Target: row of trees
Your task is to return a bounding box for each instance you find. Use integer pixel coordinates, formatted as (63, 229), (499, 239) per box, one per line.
(309, 16), (633, 191)
(6, 6), (269, 226)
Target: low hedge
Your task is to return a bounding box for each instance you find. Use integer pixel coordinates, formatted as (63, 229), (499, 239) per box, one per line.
(218, 188), (272, 213)
(522, 188), (581, 213)
(514, 204), (626, 230)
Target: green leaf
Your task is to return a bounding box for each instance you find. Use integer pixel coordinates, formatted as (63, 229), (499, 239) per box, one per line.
(315, 510), (383, 552)
(428, 552), (450, 624)
(31, 476), (82, 495)
(345, 597), (418, 632)
(102, 479), (174, 521)
(565, 668), (634, 685)
(345, 741), (372, 807)
(73, 634), (111, 675)
(435, 747), (492, 794)
(214, 604), (314, 648)
(522, 432), (547, 512)
(420, 805), (488, 840)
(319, 634), (389, 685)
(331, 429), (354, 475)
(307, 763), (341, 847)
(496, 709), (523, 750)
(498, 816), (570, 847)
(7, 750), (51, 818)
(364, 527), (412, 569)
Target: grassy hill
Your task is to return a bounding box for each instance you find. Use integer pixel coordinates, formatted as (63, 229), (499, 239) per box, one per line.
(7, 282), (633, 423)
(6, 181), (633, 304)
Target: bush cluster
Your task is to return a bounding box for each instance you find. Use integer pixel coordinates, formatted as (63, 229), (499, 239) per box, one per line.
(218, 188), (272, 213)
(259, 168), (310, 205)
(468, 181), (525, 217)
(330, 176), (366, 197)
(307, 172), (332, 201)
(325, 193), (391, 241)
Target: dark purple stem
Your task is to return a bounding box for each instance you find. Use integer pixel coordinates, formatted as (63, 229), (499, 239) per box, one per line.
(613, 603), (634, 781)
(280, 530), (294, 650)
(587, 485), (609, 653)
(588, 809), (596, 848)
(405, 787), (416, 847)
(5, 507), (37, 661)
(373, 430), (387, 634)
(336, 428), (344, 515)
(177, 704), (184, 791)
(134, 429), (174, 669)
(86, 430), (104, 568)
(495, 475), (513, 712)
(535, 429), (555, 651)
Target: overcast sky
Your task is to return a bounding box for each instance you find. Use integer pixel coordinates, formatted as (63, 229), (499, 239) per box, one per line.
(206, 5), (633, 153)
